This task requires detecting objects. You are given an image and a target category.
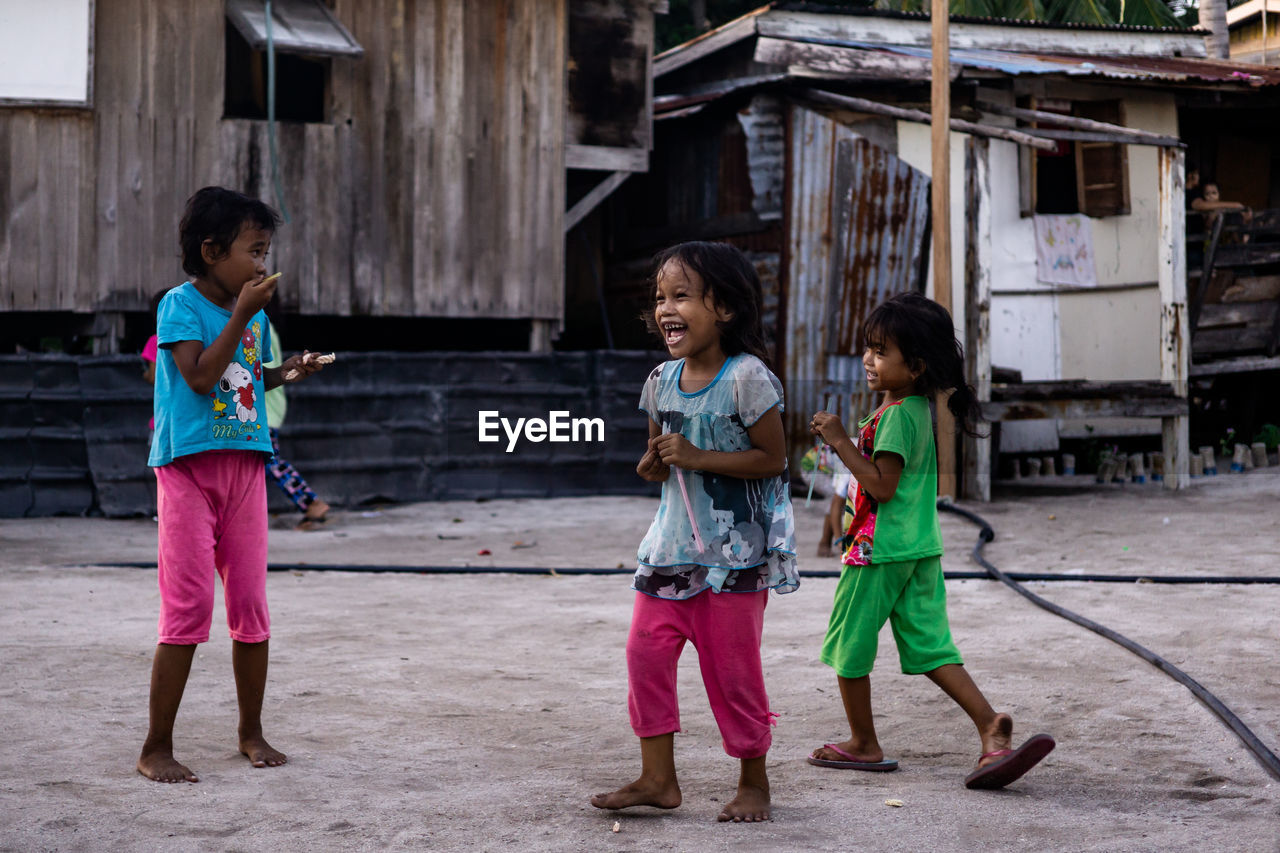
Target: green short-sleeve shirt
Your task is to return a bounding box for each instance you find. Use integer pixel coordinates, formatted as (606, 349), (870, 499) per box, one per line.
(860, 395), (942, 562)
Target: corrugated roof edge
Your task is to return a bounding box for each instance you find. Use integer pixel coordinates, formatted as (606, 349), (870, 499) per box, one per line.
(773, 1), (1205, 35)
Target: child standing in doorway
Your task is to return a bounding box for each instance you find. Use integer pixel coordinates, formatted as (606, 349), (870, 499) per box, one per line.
(591, 241), (799, 822)
(138, 186), (329, 783)
(807, 292), (1054, 789)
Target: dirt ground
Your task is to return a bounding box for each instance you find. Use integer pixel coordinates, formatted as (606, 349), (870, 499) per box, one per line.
(2, 468), (1279, 852)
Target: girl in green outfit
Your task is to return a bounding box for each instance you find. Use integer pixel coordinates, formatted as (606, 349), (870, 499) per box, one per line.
(807, 292), (1055, 790)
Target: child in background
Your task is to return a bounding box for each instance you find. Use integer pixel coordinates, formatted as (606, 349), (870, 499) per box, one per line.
(141, 334), (158, 392)
(817, 457), (851, 558)
(263, 318), (330, 530)
(807, 292), (1054, 789)
(591, 241), (798, 823)
(138, 186), (329, 783)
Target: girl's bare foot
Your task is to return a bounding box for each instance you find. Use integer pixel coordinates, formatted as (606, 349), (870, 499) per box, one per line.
(809, 738), (884, 764)
(137, 749), (198, 783)
(240, 734), (287, 768)
(590, 778), (682, 811)
(978, 712), (1014, 767)
(717, 782), (770, 822)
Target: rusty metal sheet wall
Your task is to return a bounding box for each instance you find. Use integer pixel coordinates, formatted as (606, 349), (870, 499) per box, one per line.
(784, 105), (930, 460)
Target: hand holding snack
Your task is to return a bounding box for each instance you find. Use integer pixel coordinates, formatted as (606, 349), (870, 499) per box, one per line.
(283, 351), (335, 381)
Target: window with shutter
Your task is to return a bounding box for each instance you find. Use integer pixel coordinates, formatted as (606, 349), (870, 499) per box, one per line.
(1074, 100), (1130, 218)
(1020, 97), (1131, 218)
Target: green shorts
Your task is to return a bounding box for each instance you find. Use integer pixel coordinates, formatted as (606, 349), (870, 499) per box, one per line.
(819, 554), (963, 679)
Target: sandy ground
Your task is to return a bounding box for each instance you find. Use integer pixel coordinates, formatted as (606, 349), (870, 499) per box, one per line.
(2, 469), (1280, 852)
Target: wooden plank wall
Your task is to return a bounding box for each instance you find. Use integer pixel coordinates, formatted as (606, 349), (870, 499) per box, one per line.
(0, 0), (566, 321)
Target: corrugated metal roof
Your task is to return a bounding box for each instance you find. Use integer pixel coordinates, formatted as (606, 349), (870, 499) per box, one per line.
(654, 50), (1280, 114)
(783, 36), (1280, 86)
(773, 2), (1204, 35)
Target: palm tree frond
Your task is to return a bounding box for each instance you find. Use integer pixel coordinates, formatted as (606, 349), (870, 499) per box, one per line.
(1119, 0), (1184, 26)
(1047, 0), (1120, 25)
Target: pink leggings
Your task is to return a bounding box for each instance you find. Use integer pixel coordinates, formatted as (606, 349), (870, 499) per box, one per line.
(626, 590), (772, 759)
(154, 450), (270, 645)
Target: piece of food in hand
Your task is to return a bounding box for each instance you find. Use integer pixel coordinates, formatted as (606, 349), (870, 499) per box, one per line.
(260, 272), (283, 285)
(283, 352), (336, 380)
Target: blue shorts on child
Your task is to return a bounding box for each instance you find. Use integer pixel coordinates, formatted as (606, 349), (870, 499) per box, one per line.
(820, 555), (964, 679)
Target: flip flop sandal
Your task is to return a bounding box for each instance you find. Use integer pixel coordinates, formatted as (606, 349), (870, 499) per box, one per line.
(964, 733), (1056, 790)
(806, 743), (899, 771)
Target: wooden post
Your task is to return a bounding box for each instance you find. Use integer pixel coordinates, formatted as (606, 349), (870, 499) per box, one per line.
(529, 319), (556, 353)
(963, 137), (992, 501)
(1157, 145), (1190, 489)
(931, 0), (956, 498)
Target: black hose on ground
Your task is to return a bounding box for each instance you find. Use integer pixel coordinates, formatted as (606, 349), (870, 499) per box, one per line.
(91, 562), (1280, 584)
(937, 499), (1280, 782)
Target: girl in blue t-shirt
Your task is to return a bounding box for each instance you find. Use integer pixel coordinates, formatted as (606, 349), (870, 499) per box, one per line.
(138, 187), (329, 784)
(807, 292), (1054, 789)
(591, 242), (797, 823)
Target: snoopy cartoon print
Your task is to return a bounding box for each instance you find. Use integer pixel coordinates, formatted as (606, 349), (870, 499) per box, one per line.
(219, 361), (258, 424)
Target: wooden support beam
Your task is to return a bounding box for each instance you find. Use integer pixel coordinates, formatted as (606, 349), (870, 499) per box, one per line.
(975, 99), (1182, 147)
(1157, 145), (1190, 490)
(1018, 127), (1183, 148)
(931, 0), (956, 500)
(1190, 354), (1280, 376)
(565, 171), (631, 232)
(963, 136), (992, 502)
(799, 89), (1057, 151)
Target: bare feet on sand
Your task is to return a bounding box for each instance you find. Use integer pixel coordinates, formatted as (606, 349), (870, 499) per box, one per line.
(978, 712), (1014, 767)
(590, 778), (682, 811)
(137, 748), (198, 783)
(240, 734), (287, 768)
(717, 782), (771, 822)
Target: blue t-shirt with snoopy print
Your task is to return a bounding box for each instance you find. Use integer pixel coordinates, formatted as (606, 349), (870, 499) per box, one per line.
(149, 282), (272, 467)
(635, 353), (799, 600)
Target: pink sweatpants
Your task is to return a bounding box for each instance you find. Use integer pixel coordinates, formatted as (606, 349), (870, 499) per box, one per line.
(626, 590), (772, 759)
(154, 450), (270, 645)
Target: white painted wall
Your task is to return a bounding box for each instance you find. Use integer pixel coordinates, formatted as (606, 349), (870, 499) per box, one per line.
(894, 91), (1179, 450)
(896, 121), (969, 354)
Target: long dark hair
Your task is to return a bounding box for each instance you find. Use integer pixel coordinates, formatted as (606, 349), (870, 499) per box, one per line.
(859, 291), (982, 436)
(646, 241), (772, 365)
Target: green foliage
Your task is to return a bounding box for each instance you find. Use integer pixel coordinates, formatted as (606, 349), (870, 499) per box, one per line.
(1047, 0), (1119, 24)
(656, 0), (771, 52)
(1119, 0), (1182, 26)
(1254, 424), (1280, 452)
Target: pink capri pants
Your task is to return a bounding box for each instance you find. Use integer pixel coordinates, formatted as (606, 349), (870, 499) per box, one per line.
(154, 450), (270, 645)
(626, 589), (773, 759)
